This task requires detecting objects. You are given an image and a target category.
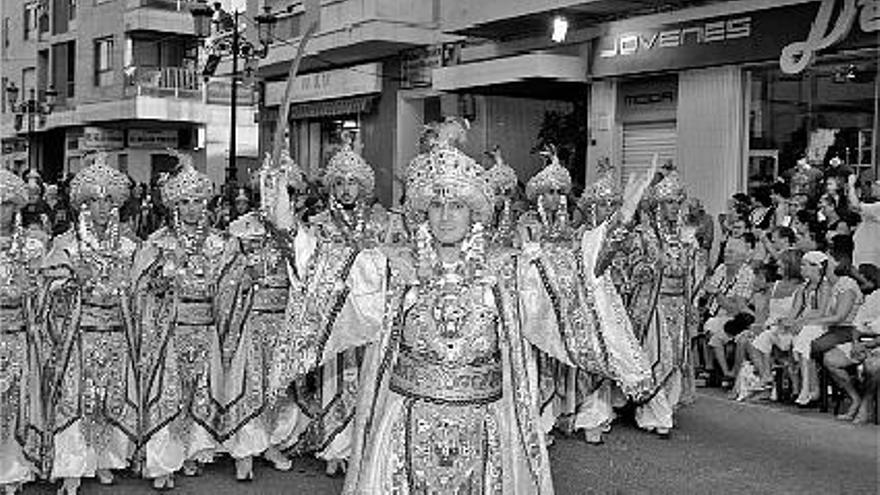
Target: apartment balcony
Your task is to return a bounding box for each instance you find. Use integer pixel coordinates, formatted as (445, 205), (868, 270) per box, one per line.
(124, 66), (202, 98)
(259, 0), (445, 77)
(124, 0), (198, 35)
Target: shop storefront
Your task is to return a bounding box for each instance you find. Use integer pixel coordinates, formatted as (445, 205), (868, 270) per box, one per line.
(64, 124), (203, 185)
(587, 0), (879, 217)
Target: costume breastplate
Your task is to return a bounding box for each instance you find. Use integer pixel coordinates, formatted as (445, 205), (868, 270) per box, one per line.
(249, 245), (290, 313)
(390, 284), (502, 405)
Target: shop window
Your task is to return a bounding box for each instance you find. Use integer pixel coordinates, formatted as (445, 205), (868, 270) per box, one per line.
(749, 52), (879, 190)
(68, 0), (76, 20)
(94, 36), (114, 86)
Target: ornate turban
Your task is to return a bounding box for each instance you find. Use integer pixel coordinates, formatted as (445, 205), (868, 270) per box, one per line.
(581, 157), (621, 206)
(485, 147), (518, 196)
(161, 149), (213, 205)
(0, 168), (28, 208)
(322, 131), (375, 196)
(69, 152), (130, 208)
(650, 166), (686, 203)
(405, 125), (494, 223)
(525, 146), (572, 201)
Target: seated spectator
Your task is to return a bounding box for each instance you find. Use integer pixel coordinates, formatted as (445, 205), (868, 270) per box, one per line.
(791, 209), (823, 252)
(716, 214), (750, 268)
(758, 226), (799, 278)
(746, 250), (805, 386)
(701, 237), (756, 379)
(821, 285), (880, 423)
(770, 180), (792, 227)
(791, 238), (863, 406)
(818, 193), (851, 243)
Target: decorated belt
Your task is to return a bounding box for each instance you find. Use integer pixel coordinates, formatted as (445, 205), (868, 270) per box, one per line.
(390, 350), (502, 405)
(251, 287), (288, 313)
(176, 300), (214, 326)
(81, 325), (124, 333)
(0, 323), (26, 334)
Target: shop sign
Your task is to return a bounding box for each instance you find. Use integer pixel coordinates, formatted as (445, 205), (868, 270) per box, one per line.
(618, 78), (678, 123)
(265, 62), (382, 106)
(591, 1), (878, 78)
(1, 137), (28, 154)
(129, 129), (179, 149)
(81, 126), (124, 150)
(780, 0), (880, 74)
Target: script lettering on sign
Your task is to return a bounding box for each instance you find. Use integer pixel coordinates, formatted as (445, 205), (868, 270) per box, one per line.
(599, 17), (751, 58)
(780, 0), (879, 74)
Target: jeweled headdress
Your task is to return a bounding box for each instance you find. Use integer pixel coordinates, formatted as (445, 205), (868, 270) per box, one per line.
(322, 130), (375, 196)
(650, 163), (686, 203)
(0, 168), (28, 208)
(485, 147), (518, 196)
(405, 124), (494, 223)
(70, 152), (130, 208)
(228, 211), (266, 240)
(581, 157), (621, 205)
(162, 149), (213, 205)
(525, 145), (572, 201)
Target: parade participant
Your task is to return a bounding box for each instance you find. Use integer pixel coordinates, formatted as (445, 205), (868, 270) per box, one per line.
(216, 149), (306, 482)
(345, 124), (653, 493)
(0, 169), (46, 495)
(629, 165), (697, 437)
(484, 146), (519, 247)
(275, 130), (388, 477)
(132, 150), (230, 489)
(520, 146), (580, 439)
(570, 157), (626, 444)
(41, 152), (139, 495)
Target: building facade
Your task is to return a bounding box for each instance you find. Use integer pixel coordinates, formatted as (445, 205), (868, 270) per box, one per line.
(0, 0), (256, 188)
(439, 0), (879, 220)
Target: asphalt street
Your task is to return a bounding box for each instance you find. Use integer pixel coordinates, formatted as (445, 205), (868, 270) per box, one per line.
(23, 391), (879, 494)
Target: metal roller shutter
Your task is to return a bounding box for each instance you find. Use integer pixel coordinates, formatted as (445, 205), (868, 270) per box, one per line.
(621, 121), (677, 183)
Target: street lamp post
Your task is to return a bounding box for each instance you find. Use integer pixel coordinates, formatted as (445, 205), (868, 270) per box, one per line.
(5, 82), (57, 174)
(190, 0), (276, 186)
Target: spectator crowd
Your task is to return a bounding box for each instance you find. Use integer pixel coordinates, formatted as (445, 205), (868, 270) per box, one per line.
(695, 156), (880, 424)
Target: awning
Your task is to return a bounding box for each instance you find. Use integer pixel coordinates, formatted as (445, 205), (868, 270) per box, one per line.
(288, 95), (378, 120)
(432, 53), (587, 93)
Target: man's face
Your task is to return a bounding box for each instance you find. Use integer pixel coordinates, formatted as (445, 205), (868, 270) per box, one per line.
(428, 198), (472, 245)
(86, 195), (114, 228)
(332, 177), (360, 206)
(177, 198), (206, 226)
(541, 189), (563, 212)
(235, 199), (249, 214)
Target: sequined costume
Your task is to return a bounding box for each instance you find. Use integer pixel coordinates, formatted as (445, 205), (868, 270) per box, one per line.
(0, 169), (46, 488)
(268, 124), (651, 493)
(628, 169), (697, 432)
(218, 211), (305, 463)
(270, 135), (389, 466)
(41, 154), (140, 480)
(131, 151), (232, 479)
(520, 150), (652, 438)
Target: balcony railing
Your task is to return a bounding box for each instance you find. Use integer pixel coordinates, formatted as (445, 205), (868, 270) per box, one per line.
(127, 0), (196, 11)
(124, 66), (202, 98)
